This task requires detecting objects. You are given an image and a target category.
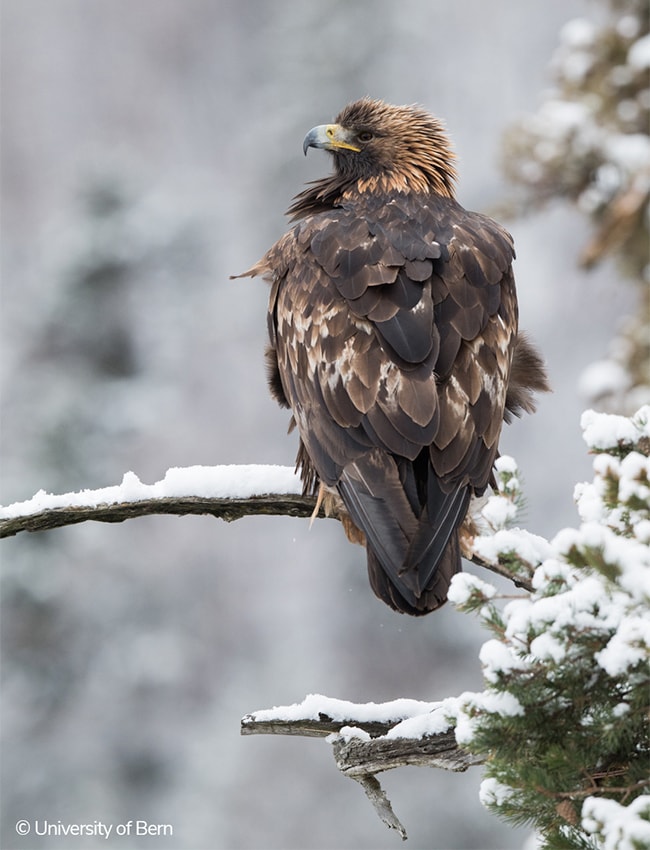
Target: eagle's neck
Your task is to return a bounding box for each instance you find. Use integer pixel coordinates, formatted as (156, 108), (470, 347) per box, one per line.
(352, 169), (453, 197)
(287, 169), (454, 221)
(287, 175), (351, 220)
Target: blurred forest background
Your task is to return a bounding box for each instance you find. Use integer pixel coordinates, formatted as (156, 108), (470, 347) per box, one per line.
(1, 1), (646, 848)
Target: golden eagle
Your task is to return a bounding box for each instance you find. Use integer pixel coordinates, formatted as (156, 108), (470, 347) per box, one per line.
(237, 98), (549, 615)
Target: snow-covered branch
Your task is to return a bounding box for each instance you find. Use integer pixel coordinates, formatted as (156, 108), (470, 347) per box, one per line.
(0, 463), (534, 591)
(241, 694), (480, 839)
(0, 465), (319, 538)
(240, 693), (477, 772)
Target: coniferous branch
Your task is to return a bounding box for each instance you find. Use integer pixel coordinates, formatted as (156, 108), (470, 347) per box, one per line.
(448, 406), (650, 850)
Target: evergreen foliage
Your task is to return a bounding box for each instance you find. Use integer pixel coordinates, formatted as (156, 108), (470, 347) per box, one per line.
(449, 407), (650, 850)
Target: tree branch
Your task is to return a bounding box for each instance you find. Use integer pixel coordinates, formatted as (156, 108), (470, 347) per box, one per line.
(240, 708), (479, 772)
(241, 697), (482, 839)
(0, 493), (321, 539)
(346, 774), (409, 841)
(0, 465), (533, 591)
(330, 729), (482, 776)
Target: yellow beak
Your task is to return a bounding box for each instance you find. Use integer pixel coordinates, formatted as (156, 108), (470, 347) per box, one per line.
(302, 124), (361, 155)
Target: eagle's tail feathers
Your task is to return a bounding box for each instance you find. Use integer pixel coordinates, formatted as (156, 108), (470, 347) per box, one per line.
(366, 537), (461, 616)
(338, 451), (468, 615)
(402, 483), (470, 590)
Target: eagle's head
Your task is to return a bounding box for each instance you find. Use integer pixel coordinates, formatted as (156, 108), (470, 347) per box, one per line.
(303, 97), (457, 198)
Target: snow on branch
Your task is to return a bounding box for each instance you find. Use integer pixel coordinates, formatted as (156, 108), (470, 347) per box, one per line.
(0, 463), (535, 590)
(241, 694), (480, 839)
(0, 465), (316, 537)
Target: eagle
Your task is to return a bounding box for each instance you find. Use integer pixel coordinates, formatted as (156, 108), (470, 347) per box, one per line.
(236, 98), (549, 616)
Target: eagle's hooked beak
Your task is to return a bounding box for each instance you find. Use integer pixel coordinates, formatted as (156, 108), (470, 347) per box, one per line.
(303, 124), (362, 156)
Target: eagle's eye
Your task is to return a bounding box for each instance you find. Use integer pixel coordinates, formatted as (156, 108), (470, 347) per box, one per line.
(357, 130), (374, 143)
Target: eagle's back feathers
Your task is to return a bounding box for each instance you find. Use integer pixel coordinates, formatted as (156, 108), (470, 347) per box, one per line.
(239, 99), (549, 615)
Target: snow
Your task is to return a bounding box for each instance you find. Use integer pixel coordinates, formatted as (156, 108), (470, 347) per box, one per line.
(575, 448), (650, 534)
(555, 19), (597, 83)
(248, 693), (460, 743)
(595, 616), (650, 677)
(507, 573), (618, 641)
(332, 726), (371, 744)
(247, 693), (441, 726)
(447, 573), (497, 607)
(494, 455), (518, 476)
(479, 640), (528, 683)
(581, 405), (650, 451)
(604, 133), (650, 174)
(480, 495), (518, 529)
(0, 464), (303, 519)
(534, 99), (590, 139)
(559, 18), (596, 49)
(529, 558), (574, 590)
(479, 777), (516, 808)
(582, 795), (650, 850)
(616, 14), (641, 40)
(473, 528), (552, 567)
(574, 479), (607, 524)
(578, 359), (630, 401)
(635, 520), (650, 545)
(628, 33), (650, 70)
(618, 452), (650, 504)
(455, 693), (520, 746)
(386, 697), (460, 740)
(554, 523), (650, 596)
(529, 631), (567, 664)
(459, 691), (524, 726)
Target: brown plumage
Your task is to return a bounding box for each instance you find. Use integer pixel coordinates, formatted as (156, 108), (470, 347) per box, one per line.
(236, 97), (549, 615)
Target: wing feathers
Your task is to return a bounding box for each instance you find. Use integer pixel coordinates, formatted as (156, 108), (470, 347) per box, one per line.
(258, 188), (546, 614)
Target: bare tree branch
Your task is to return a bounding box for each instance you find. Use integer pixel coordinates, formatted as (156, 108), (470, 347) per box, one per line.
(241, 711), (399, 739)
(331, 729), (482, 776)
(0, 493), (321, 539)
(348, 775), (409, 841)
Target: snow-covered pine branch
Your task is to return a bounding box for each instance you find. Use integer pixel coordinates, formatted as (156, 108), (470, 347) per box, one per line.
(448, 405), (650, 850)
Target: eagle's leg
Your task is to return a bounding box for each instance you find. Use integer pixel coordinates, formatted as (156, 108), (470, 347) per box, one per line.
(309, 482), (366, 547)
(309, 483), (328, 527)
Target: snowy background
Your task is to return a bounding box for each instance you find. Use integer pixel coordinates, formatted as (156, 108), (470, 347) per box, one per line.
(0, 2), (635, 848)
